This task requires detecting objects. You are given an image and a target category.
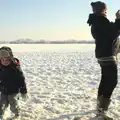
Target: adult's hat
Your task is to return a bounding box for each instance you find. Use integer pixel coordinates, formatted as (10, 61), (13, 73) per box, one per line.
(91, 1), (106, 13)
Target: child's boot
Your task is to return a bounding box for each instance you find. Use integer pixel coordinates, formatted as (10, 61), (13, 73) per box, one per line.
(0, 115), (3, 120)
(12, 113), (19, 120)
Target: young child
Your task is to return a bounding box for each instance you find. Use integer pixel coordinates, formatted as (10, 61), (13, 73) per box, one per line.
(0, 46), (27, 120)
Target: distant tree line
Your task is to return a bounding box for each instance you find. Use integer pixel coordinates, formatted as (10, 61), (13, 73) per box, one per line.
(0, 39), (95, 44)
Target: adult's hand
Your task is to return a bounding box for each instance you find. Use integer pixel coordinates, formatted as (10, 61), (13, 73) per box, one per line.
(116, 10), (120, 19)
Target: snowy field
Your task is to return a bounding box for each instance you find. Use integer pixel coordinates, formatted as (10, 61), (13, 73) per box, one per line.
(0, 44), (120, 120)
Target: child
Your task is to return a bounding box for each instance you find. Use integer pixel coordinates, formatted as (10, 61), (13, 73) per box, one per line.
(0, 46), (27, 120)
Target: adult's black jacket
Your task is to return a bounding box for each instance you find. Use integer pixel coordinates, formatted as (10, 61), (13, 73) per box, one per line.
(87, 13), (120, 58)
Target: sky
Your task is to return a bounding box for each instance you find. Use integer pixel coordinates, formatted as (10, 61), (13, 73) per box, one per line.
(0, 0), (120, 41)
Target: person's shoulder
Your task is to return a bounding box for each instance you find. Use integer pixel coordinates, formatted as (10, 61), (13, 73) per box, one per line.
(13, 58), (20, 66)
(12, 58), (23, 72)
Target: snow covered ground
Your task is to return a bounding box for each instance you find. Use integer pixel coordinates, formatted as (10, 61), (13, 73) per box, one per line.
(0, 44), (120, 120)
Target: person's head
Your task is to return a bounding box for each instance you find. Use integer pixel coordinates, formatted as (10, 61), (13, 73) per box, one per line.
(0, 49), (12, 66)
(0, 46), (14, 66)
(91, 1), (107, 16)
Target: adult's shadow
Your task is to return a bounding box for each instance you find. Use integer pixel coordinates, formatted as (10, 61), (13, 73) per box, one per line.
(46, 110), (99, 120)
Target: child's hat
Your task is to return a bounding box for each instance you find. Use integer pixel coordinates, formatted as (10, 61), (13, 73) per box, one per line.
(0, 46), (14, 60)
(0, 49), (10, 58)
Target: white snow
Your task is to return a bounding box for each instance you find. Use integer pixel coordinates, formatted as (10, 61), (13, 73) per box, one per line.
(0, 44), (120, 120)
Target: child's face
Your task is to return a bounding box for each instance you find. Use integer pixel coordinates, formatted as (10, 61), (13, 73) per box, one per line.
(1, 57), (11, 66)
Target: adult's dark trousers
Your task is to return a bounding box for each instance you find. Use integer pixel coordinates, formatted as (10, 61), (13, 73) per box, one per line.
(98, 61), (118, 98)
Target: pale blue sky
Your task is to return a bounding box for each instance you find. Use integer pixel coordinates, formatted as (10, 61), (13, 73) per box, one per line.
(0, 0), (120, 41)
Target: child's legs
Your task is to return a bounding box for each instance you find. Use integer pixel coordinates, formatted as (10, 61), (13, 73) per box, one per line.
(8, 94), (19, 115)
(0, 93), (9, 116)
